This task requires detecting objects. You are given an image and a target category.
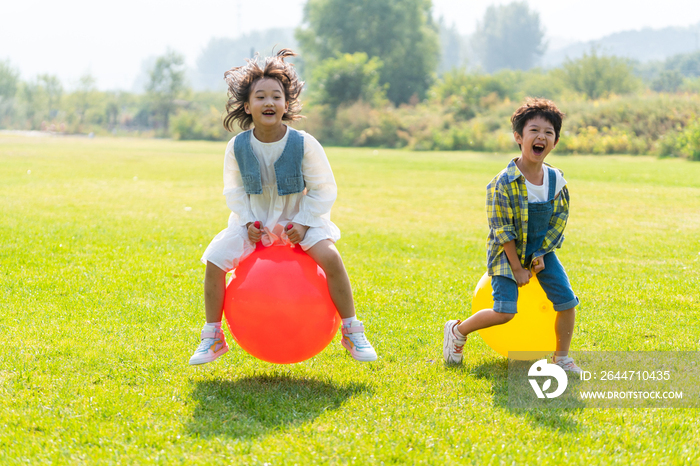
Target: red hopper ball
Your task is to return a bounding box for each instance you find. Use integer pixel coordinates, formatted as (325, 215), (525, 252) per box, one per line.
(223, 243), (340, 364)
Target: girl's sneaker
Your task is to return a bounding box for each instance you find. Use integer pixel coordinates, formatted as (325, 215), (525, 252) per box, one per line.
(553, 355), (582, 373)
(443, 320), (466, 364)
(189, 326), (229, 365)
(341, 321), (377, 362)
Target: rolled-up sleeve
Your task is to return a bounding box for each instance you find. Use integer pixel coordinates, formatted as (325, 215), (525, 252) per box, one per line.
(222, 137), (256, 226)
(487, 181), (517, 246)
(292, 135), (337, 227)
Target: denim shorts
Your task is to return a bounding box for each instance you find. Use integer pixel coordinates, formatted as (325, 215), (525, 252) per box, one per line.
(491, 252), (579, 314)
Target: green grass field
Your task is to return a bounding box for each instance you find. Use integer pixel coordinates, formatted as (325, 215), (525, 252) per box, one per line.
(1, 134), (699, 465)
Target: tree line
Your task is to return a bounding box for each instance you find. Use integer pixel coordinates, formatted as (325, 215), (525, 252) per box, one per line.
(1, 0), (699, 158)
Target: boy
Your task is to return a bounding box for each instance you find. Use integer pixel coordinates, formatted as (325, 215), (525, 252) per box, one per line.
(443, 98), (580, 372)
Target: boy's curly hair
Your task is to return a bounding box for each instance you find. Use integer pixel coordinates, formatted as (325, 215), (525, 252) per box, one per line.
(223, 49), (304, 131)
(511, 98), (566, 148)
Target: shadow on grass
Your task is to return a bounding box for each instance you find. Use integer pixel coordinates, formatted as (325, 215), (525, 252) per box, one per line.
(458, 359), (584, 432)
(187, 374), (371, 439)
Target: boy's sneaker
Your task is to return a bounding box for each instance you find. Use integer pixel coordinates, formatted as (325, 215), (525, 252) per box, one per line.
(341, 321), (377, 362)
(443, 320), (466, 364)
(553, 355), (582, 373)
(189, 326), (229, 365)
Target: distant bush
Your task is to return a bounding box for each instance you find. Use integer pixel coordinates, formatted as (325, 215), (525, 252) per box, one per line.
(491, 68), (570, 102)
(309, 53), (387, 110)
(657, 117), (700, 160)
(408, 118), (514, 152)
(302, 101), (404, 148)
(678, 119), (700, 161)
(429, 69), (512, 120)
(171, 106), (230, 141)
(558, 126), (648, 155)
(651, 70), (685, 93)
(663, 50), (700, 78)
(681, 77), (700, 94)
(296, 92), (700, 156)
(298, 98), (516, 151)
(2, 51), (700, 159)
(556, 94), (700, 155)
(561, 49), (642, 100)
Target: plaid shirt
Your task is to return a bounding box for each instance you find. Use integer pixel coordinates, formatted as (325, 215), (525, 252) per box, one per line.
(486, 158), (570, 279)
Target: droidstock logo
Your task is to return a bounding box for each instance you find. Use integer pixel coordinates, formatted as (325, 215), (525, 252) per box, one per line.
(528, 359), (568, 398)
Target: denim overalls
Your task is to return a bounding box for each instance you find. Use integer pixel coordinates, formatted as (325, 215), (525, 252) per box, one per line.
(233, 127), (305, 196)
(524, 167), (558, 264)
(491, 167), (579, 314)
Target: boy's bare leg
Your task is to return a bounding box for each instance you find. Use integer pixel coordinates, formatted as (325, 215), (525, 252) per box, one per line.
(457, 309), (514, 336)
(305, 240), (355, 318)
(554, 307), (576, 357)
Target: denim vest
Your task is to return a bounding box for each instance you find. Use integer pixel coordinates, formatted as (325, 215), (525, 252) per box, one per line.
(233, 127), (305, 196)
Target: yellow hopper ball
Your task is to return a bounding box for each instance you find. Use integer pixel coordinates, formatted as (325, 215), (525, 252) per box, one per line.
(471, 273), (556, 360)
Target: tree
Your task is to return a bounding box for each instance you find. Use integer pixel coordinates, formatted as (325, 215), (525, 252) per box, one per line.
(560, 49), (640, 99)
(297, 0), (439, 105)
(64, 74), (98, 130)
(0, 60), (19, 100)
(437, 19), (469, 75)
(0, 60), (20, 124)
(664, 50), (700, 78)
(472, 1), (546, 73)
(311, 53), (386, 110)
(15, 74), (63, 129)
(147, 50), (187, 134)
(37, 74), (63, 119)
(651, 70), (684, 93)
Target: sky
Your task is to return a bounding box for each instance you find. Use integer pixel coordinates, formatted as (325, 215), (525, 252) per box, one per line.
(2, 0), (699, 91)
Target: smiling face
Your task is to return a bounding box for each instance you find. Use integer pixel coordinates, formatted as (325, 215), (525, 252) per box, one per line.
(244, 78), (289, 130)
(513, 115), (559, 164)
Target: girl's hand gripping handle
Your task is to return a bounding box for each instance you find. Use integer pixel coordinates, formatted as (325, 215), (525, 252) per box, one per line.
(285, 223), (308, 245)
(248, 221), (263, 244)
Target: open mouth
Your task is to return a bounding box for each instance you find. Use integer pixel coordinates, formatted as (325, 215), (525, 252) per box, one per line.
(262, 110), (276, 116)
(532, 143), (545, 155)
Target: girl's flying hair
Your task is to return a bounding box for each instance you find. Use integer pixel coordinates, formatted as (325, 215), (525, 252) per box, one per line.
(223, 49), (304, 131)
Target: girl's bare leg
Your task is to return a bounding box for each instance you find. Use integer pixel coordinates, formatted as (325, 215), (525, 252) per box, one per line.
(305, 240), (355, 318)
(204, 261), (227, 323)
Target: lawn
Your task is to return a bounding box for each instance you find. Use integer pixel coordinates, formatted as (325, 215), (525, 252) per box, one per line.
(1, 134), (699, 465)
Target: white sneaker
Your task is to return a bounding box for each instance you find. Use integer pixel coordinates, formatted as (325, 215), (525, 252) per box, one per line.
(341, 321), (377, 362)
(443, 320), (466, 364)
(189, 326), (229, 365)
(553, 355), (582, 373)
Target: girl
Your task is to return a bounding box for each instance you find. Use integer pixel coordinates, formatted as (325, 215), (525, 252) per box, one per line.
(189, 49), (377, 365)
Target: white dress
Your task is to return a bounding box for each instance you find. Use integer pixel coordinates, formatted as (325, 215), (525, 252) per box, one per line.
(201, 127), (341, 272)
